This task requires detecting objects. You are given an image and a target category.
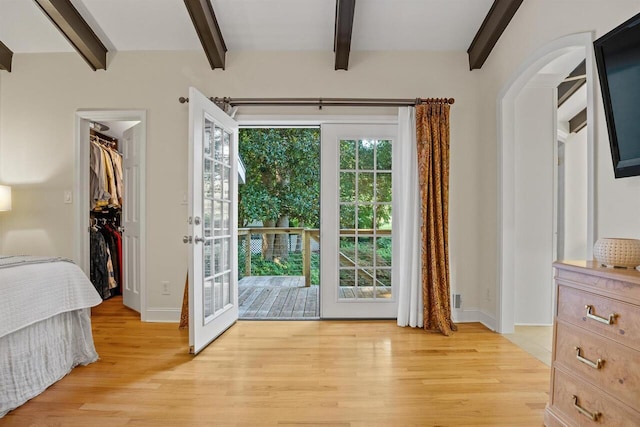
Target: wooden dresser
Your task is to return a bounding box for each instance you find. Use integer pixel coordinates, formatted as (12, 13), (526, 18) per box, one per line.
(545, 261), (640, 426)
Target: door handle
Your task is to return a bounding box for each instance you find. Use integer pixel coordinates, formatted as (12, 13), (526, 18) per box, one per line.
(183, 236), (192, 244)
(194, 236), (205, 244)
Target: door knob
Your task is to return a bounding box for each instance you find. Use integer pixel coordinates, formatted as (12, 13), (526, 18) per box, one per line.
(194, 236), (205, 244)
(183, 236), (192, 244)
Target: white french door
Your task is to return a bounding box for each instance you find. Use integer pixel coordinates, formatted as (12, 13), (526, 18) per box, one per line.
(320, 123), (398, 318)
(188, 87), (239, 354)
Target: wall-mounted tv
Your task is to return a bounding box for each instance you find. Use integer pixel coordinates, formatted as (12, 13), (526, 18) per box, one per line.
(594, 12), (640, 178)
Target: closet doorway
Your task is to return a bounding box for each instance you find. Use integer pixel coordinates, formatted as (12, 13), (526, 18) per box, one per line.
(75, 110), (147, 320)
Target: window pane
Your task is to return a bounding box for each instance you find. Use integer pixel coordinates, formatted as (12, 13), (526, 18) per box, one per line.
(214, 127), (222, 161)
(340, 204), (356, 230)
(357, 236), (374, 266)
(214, 276), (223, 311)
(223, 165), (230, 200)
(213, 161), (222, 200)
(375, 205), (392, 231)
(204, 199), (213, 237)
(376, 140), (392, 170)
(357, 204), (374, 230)
(358, 172), (374, 202)
(204, 159), (213, 199)
(340, 139), (356, 170)
(340, 172), (356, 202)
(358, 139), (375, 170)
(376, 237), (392, 267)
(376, 173), (392, 202)
(340, 236), (356, 266)
(204, 279), (213, 319)
(204, 239), (212, 278)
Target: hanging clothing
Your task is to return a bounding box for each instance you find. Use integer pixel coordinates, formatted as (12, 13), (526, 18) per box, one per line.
(90, 229), (111, 300)
(90, 141), (111, 210)
(90, 139), (123, 211)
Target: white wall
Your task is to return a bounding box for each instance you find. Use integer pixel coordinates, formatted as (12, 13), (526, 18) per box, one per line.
(0, 50), (481, 320)
(475, 0), (640, 320)
(513, 86), (555, 325)
(564, 128), (588, 260)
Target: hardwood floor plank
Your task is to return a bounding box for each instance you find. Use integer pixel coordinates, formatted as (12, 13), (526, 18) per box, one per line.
(2, 297), (550, 426)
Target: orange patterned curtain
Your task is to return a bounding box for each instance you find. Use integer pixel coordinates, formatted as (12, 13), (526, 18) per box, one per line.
(416, 102), (456, 336)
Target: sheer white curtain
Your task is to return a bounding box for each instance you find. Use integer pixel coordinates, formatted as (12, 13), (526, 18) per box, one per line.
(395, 107), (423, 327)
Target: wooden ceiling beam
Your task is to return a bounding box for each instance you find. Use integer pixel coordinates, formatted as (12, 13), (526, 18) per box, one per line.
(467, 0), (523, 70)
(34, 0), (108, 71)
(334, 0), (356, 70)
(557, 60), (586, 107)
(0, 41), (13, 72)
(184, 0), (227, 70)
(569, 108), (587, 133)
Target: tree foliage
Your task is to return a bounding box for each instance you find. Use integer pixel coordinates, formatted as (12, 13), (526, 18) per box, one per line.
(239, 128), (320, 228)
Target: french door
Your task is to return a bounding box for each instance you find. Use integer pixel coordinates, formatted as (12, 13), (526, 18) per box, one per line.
(320, 123), (398, 318)
(187, 87), (239, 354)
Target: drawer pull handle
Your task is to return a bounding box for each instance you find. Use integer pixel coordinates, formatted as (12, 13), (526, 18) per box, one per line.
(574, 347), (604, 369)
(572, 395), (601, 421)
(585, 305), (617, 325)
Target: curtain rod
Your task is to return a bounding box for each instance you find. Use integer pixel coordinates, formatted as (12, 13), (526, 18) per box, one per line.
(177, 96), (454, 109)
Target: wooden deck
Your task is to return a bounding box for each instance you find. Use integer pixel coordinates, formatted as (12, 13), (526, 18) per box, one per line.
(238, 276), (393, 319)
(239, 276), (319, 319)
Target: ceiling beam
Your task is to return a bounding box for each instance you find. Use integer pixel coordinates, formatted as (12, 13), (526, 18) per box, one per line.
(569, 108), (587, 133)
(34, 0), (108, 71)
(184, 0), (227, 70)
(467, 0), (523, 70)
(334, 0), (356, 70)
(558, 60), (586, 107)
(0, 41), (13, 72)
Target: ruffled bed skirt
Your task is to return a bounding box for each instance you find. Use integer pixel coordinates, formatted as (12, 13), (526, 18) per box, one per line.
(0, 308), (98, 417)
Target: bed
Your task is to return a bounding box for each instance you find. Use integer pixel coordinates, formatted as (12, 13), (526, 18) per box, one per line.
(0, 255), (102, 417)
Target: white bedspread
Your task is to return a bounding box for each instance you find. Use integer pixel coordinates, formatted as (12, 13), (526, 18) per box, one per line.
(0, 258), (102, 338)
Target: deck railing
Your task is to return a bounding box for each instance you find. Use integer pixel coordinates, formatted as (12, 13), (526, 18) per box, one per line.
(238, 227), (391, 287)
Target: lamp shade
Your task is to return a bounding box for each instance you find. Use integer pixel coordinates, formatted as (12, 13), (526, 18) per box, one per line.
(0, 185), (12, 211)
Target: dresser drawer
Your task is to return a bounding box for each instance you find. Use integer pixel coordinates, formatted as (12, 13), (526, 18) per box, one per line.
(557, 285), (640, 351)
(550, 368), (640, 426)
(555, 321), (640, 410)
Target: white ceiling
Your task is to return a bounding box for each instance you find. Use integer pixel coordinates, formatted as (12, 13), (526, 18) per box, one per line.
(0, 0), (494, 54)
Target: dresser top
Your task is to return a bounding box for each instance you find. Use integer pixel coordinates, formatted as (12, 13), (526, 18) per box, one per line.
(554, 260), (640, 285)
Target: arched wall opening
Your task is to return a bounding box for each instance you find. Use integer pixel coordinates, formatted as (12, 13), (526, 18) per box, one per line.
(497, 33), (595, 334)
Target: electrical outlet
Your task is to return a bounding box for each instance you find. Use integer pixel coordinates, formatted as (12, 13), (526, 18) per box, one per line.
(161, 281), (170, 295)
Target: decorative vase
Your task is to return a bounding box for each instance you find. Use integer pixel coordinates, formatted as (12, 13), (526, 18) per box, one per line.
(593, 238), (640, 269)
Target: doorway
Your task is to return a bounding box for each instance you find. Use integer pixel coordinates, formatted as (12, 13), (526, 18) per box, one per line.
(497, 32), (595, 334)
(236, 126), (321, 319)
(74, 110), (147, 320)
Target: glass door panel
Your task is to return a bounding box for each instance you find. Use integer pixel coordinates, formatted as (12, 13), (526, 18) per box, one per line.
(320, 124), (398, 318)
(188, 87), (239, 354)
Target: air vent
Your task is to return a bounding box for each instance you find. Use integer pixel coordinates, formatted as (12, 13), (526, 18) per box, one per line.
(453, 294), (462, 309)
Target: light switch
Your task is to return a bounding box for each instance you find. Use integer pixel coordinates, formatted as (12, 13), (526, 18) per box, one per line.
(64, 190), (72, 204)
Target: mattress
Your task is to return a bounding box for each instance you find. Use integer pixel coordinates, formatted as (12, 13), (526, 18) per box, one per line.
(0, 256), (102, 338)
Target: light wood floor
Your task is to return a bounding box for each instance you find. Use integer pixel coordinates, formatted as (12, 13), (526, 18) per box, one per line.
(2, 297), (551, 426)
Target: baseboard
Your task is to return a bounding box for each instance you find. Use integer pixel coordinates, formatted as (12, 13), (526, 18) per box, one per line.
(452, 308), (496, 331)
(514, 322), (553, 327)
(144, 308), (181, 323)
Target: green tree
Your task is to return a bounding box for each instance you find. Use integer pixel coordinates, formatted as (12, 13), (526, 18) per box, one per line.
(239, 128), (320, 261)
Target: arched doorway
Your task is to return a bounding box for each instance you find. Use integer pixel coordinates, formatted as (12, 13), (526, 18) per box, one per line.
(497, 33), (595, 334)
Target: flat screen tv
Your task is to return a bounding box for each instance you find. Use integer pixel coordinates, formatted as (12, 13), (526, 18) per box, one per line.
(594, 12), (640, 178)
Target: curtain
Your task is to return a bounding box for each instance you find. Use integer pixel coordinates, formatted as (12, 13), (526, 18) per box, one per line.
(396, 107), (423, 327)
(416, 102), (456, 336)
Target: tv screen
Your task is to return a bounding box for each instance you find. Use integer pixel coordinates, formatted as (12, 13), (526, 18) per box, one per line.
(594, 12), (640, 178)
